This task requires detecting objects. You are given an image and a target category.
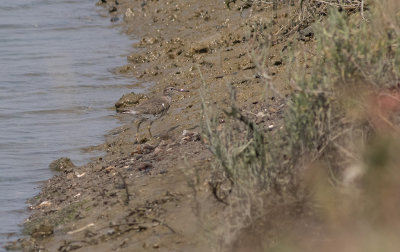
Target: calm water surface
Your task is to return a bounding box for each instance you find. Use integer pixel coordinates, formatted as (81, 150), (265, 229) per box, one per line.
(0, 0), (137, 247)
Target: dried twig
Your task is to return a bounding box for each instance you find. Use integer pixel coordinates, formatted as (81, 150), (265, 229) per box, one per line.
(67, 223), (95, 235)
(150, 218), (177, 234)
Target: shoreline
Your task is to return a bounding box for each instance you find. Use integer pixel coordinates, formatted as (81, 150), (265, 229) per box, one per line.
(8, 0), (296, 251)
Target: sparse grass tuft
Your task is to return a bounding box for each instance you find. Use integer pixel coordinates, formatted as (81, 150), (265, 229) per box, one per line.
(316, 5), (400, 87)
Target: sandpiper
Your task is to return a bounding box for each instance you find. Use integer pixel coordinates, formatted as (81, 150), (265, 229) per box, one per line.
(121, 86), (189, 142)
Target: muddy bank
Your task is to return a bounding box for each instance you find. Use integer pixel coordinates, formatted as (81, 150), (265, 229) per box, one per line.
(7, 0), (311, 251)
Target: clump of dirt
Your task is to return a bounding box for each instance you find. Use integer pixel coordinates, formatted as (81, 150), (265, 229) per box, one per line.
(9, 0), (318, 251)
(115, 92), (148, 112)
(48, 157), (76, 172)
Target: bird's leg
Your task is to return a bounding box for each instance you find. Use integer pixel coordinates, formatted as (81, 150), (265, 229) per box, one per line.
(135, 119), (145, 143)
(147, 120), (154, 139)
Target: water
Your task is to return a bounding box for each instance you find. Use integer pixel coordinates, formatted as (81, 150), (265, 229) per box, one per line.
(0, 0), (137, 247)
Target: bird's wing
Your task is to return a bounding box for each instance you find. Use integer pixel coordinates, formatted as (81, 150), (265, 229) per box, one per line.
(134, 97), (170, 115)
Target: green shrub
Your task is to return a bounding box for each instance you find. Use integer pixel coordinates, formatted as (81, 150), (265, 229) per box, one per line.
(317, 4), (400, 86)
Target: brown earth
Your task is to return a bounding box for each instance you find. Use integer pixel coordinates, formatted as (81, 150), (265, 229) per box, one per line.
(7, 0), (316, 251)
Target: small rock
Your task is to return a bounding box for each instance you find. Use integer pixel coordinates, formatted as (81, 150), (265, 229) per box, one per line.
(188, 34), (220, 56)
(109, 6), (117, 13)
(66, 173), (75, 180)
(142, 144), (155, 154)
(107, 228), (115, 236)
(256, 112), (265, 118)
(31, 224), (54, 238)
(105, 166), (115, 174)
(138, 163), (153, 171)
(119, 238), (128, 248)
(85, 230), (97, 238)
(298, 26), (314, 41)
(132, 144), (155, 155)
(36, 201), (52, 209)
(59, 243), (82, 251)
(140, 36), (159, 46)
(240, 61), (255, 70)
(269, 107), (278, 113)
(181, 130), (201, 143)
(190, 42), (209, 54)
(110, 16), (119, 22)
(153, 147), (163, 155)
(115, 92), (147, 112)
(49, 157), (75, 172)
(124, 8), (135, 18)
(96, 0), (107, 5)
(115, 64), (134, 74)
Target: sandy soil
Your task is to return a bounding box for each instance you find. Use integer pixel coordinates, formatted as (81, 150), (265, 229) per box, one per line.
(7, 0), (314, 251)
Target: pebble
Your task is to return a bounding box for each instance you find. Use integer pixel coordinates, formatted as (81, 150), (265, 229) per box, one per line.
(109, 6), (117, 13)
(110, 16), (119, 22)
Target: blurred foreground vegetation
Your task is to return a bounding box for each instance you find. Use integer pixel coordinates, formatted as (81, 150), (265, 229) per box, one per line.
(201, 0), (400, 250)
